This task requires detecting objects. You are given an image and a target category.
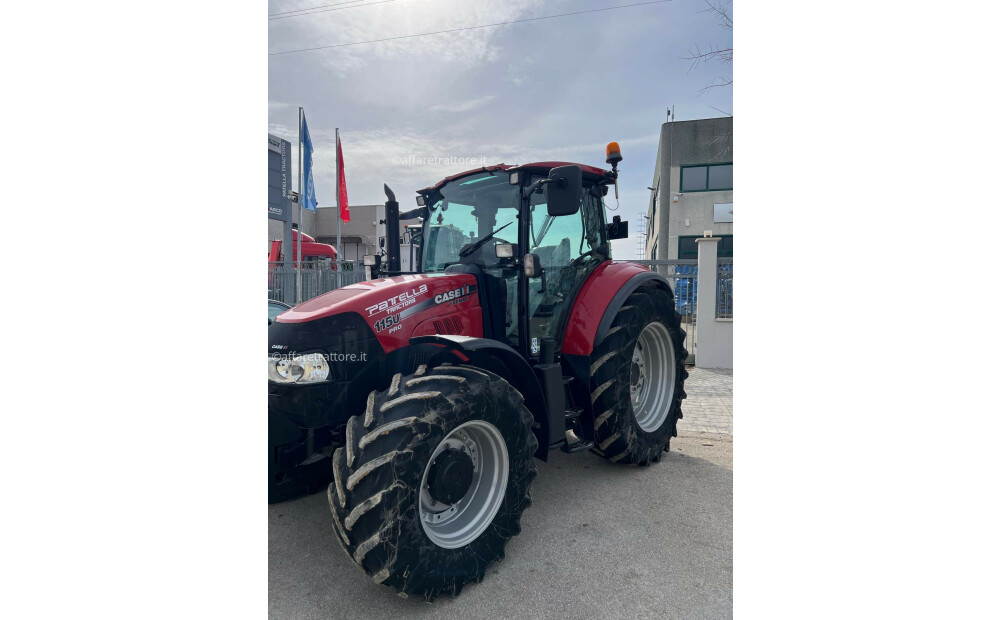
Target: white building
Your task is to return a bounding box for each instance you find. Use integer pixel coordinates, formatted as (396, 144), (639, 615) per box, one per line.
(313, 204), (420, 264)
(645, 117), (733, 260)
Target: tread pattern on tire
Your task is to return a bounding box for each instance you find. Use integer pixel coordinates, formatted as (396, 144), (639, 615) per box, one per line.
(329, 364), (538, 600)
(589, 286), (688, 465)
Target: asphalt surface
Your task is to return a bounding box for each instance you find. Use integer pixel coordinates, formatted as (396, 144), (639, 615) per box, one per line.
(269, 431), (732, 619)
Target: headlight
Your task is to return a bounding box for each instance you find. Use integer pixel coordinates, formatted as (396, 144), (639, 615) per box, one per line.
(268, 353), (331, 384)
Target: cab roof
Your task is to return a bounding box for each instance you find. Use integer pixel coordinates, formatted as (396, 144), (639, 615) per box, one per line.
(417, 161), (610, 194)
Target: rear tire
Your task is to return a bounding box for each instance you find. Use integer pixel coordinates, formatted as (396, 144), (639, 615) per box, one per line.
(329, 364), (537, 600)
(588, 286), (688, 465)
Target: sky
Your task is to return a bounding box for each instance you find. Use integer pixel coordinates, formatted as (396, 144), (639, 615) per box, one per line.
(268, 0), (733, 258)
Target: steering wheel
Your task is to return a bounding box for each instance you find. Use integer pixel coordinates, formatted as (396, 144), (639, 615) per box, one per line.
(567, 248), (601, 270)
(542, 249), (602, 299)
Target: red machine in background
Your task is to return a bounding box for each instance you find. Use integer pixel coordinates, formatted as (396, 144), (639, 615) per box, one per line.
(268, 229), (338, 266)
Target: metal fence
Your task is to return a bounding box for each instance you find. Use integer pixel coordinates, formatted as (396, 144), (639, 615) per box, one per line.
(717, 259), (733, 319)
(627, 260), (698, 363)
(267, 257), (720, 363)
(267, 261), (366, 304)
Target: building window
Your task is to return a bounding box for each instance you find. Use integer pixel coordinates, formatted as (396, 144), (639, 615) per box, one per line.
(680, 163), (733, 192)
(678, 235), (733, 259)
(678, 236), (698, 259)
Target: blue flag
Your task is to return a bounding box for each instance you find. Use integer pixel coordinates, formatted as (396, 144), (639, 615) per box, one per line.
(300, 113), (318, 212)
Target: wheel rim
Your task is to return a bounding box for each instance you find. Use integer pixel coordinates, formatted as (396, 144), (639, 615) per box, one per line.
(629, 321), (676, 432)
(419, 420), (509, 549)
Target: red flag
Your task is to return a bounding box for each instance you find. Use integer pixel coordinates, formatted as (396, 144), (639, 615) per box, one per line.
(336, 133), (350, 222)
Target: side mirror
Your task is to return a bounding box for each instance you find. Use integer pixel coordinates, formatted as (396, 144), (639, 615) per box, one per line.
(607, 215), (629, 240)
(544, 165), (582, 216)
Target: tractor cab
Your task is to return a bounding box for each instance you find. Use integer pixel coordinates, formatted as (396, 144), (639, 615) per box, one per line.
(377, 154), (626, 361)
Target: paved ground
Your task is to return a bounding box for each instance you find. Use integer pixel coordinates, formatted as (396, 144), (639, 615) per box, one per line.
(679, 368), (733, 435)
(269, 368), (733, 619)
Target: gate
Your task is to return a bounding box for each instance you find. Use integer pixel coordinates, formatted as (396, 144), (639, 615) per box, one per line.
(627, 260), (698, 364)
(267, 261), (367, 305)
(716, 259), (733, 319)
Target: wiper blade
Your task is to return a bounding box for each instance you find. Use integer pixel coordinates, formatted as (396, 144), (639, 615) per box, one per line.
(458, 221), (513, 258)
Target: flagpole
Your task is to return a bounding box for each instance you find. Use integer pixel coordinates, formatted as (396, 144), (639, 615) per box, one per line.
(336, 127), (342, 289)
(296, 107), (303, 304)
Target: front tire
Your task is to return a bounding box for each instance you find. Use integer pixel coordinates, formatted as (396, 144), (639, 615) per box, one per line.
(589, 286), (688, 465)
(329, 364), (537, 599)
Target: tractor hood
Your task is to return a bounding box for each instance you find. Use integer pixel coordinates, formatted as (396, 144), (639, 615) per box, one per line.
(276, 273), (460, 324)
(275, 272), (482, 354)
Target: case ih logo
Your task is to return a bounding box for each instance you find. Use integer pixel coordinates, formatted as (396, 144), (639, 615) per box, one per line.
(435, 285), (473, 304)
(365, 284), (429, 317)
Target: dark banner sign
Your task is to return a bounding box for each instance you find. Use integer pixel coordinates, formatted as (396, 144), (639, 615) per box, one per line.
(268, 134), (292, 221)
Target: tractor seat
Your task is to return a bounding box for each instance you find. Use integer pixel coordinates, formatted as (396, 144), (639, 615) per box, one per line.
(553, 237), (571, 266)
(531, 237), (571, 267)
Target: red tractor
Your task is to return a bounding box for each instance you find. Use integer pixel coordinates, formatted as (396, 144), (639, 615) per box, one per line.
(267, 229), (339, 265)
(268, 144), (688, 599)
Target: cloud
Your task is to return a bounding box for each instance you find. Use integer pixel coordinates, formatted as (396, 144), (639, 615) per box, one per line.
(269, 0), (545, 77)
(269, 114), (664, 212)
(428, 95), (495, 113)
(268, 0), (733, 234)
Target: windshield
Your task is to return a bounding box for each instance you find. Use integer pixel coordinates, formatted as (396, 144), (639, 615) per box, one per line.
(422, 171), (520, 272)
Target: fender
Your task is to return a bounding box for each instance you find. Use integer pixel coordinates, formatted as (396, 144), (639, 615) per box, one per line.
(409, 335), (551, 461)
(562, 262), (673, 356)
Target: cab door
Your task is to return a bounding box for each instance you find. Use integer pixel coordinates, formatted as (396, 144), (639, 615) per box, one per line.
(524, 182), (606, 357)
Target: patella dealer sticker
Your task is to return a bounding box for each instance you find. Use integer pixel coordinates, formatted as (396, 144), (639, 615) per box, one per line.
(365, 284), (429, 317)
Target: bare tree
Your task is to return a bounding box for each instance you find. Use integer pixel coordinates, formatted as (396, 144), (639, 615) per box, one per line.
(684, 1), (733, 100)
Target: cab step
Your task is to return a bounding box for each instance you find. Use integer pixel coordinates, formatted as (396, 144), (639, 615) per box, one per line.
(561, 429), (594, 454)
